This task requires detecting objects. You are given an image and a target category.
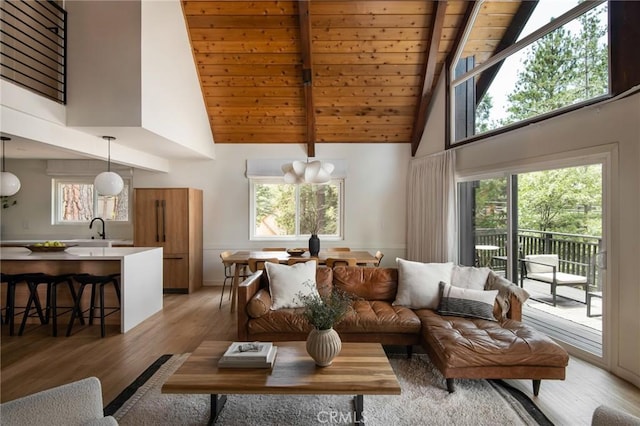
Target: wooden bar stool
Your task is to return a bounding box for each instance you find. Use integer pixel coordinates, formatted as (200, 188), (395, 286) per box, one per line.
(18, 274), (84, 337)
(66, 274), (121, 338)
(1, 273), (46, 336)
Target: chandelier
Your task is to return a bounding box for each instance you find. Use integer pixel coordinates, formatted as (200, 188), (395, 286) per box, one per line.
(281, 159), (334, 184)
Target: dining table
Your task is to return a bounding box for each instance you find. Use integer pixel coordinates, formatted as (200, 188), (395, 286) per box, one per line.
(225, 250), (378, 312)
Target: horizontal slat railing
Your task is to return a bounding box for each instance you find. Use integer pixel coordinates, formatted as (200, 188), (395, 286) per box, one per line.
(0, 0), (66, 103)
(476, 228), (602, 278)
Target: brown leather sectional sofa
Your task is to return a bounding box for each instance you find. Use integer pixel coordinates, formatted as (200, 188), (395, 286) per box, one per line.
(237, 265), (569, 395)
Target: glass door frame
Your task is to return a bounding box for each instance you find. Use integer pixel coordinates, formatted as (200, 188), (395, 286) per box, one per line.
(456, 148), (613, 366)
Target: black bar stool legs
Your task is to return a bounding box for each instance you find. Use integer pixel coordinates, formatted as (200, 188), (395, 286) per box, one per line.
(66, 274), (121, 338)
(1, 273), (46, 336)
(17, 274), (84, 336)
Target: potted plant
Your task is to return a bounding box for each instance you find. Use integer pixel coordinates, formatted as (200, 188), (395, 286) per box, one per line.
(298, 290), (353, 366)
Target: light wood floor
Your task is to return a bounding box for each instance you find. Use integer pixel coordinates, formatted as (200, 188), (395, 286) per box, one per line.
(2, 287), (639, 425)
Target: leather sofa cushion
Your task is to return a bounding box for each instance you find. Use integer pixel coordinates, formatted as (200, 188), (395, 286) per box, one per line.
(416, 309), (569, 368)
(332, 267), (398, 302)
(246, 289), (272, 318)
(336, 300), (421, 334)
(248, 308), (312, 335)
(248, 300), (421, 336)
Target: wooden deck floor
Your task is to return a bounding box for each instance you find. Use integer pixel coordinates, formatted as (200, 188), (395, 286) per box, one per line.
(520, 278), (603, 356)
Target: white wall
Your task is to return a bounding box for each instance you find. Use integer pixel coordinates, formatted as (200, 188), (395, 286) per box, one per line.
(66, 0), (142, 126)
(417, 75), (640, 387)
(133, 143), (411, 287)
(141, 0), (215, 158)
(0, 160), (133, 240)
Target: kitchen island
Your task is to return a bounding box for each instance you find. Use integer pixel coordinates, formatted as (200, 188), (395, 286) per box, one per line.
(0, 247), (163, 333)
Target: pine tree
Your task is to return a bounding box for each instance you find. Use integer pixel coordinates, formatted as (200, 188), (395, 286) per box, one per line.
(503, 5), (608, 124)
(505, 26), (578, 123)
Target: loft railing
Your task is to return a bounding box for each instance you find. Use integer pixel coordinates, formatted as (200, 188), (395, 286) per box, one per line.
(476, 228), (602, 277)
(0, 0), (66, 103)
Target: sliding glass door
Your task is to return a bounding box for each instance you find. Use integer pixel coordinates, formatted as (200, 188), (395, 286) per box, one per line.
(458, 162), (605, 358)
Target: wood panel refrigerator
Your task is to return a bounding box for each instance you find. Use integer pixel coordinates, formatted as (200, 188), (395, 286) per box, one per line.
(134, 188), (203, 293)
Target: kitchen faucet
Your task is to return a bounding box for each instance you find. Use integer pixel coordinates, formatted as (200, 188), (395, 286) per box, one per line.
(89, 217), (106, 239)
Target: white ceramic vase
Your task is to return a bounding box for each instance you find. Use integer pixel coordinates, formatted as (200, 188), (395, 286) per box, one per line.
(306, 327), (342, 367)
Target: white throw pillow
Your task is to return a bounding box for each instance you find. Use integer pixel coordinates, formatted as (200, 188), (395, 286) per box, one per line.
(265, 260), (319, 310)
(393, 258), (453, 309)
(451, 265), (491, 290)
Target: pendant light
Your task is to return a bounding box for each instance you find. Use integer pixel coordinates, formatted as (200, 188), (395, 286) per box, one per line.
(0, 137), (21, 196)
(281, 159), (334, 184)
(94, 136), (124, 196)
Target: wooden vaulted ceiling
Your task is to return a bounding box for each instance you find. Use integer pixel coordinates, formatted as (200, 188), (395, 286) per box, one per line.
(181, 1), (526, 156)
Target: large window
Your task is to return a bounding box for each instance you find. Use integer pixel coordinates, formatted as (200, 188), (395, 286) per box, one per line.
(250, 179), (343, 240)
(53, 178), (129, 224)
(451, 0), (609, 144)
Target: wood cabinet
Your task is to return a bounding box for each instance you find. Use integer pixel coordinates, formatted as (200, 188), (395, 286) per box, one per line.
(134, 188), (203, 293)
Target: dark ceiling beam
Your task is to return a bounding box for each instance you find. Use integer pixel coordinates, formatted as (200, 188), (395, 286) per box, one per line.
(475, 1), (538, 103)
(298, 0), (315, 158)
(610, 1), (640, 95)
(410, 0), (447, 157)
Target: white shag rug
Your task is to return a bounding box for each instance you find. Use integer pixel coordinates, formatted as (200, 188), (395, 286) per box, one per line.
(111, 353), (548, 426)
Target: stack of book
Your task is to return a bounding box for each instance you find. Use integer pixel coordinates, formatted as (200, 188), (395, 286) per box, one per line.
(218, 341), (278, 368)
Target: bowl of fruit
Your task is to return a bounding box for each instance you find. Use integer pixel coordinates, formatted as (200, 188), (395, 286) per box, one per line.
(26, 241), (75, 252)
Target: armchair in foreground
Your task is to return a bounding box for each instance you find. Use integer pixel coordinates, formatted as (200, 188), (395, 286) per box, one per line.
(0, 376), (117, 425)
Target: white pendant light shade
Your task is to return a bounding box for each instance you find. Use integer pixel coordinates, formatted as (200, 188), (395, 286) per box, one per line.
(0, 136), (20, 196)
(94, 171), (124, 196)
(95, 136), (123, 196)
(0, 171), (21, 196)
(281, 159), (334, 184)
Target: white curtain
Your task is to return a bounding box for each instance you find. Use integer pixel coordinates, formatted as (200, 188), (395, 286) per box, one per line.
(407, 150), (457, 263)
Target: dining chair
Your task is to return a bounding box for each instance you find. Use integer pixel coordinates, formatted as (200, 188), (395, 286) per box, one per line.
(219, 251), (249, 308)
(262, 247), (286, 252)
(325, 257), (357, 268)
(374, 250), (384, 267)
(248, 258), (279, 272)
(287, 258), (316, 265)
(327, 247), (351, 252)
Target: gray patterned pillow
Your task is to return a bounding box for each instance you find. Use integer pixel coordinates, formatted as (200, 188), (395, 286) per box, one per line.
(437, 281), (499, 321)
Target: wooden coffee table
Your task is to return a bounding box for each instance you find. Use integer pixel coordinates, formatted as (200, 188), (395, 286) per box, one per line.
(161, 340), (401, 425)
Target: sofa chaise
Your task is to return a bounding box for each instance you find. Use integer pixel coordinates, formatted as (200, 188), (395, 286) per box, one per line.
(237, 263), (569, 396)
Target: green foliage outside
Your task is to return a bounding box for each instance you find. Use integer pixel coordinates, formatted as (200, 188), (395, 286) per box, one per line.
(255, 182), (339, 237)
(475, 165), (602, 237)
(475, 4), (608, 132)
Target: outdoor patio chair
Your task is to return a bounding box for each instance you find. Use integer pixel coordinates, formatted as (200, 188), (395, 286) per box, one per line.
(519, 254), (589, 306)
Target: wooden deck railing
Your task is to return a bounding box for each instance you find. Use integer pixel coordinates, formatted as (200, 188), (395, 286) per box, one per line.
(475, 229), (601, 278)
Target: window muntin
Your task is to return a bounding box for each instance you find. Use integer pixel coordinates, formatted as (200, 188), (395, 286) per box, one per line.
(251, 179), (343, 240)
(53, 179), (130, 224)
(452, 1), (609, 143)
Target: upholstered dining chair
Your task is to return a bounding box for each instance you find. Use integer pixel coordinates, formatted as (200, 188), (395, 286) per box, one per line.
(325, 257), (357, 268)
(219, 251), (250, 308)
(327, 247), (351, 252)
(248, 257), (279, 272)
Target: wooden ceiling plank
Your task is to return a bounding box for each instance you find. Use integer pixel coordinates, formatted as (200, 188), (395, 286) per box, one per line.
(183, 1), (298, 16)
(311, 14), (432, 29)
(311, 40), (427, 53)
(298, 0), (315, 157)
(312, 27), (429, 41)
(410, 0), (447, 156)
(313, 52), (426, 65)
(186, 15), (299, 28)
(310, 1), (433, 15)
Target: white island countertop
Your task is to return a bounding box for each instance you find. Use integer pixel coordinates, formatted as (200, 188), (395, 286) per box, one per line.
(0, 246), (163, 333)
(0, 246), (156, 260)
